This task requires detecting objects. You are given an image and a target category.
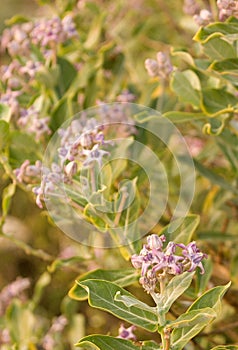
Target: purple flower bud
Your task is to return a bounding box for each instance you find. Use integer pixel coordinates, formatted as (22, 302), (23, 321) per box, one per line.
(117, 324), (136, 341)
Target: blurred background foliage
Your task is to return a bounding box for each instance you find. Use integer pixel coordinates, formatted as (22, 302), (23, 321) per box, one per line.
(0, 0), (238, 349)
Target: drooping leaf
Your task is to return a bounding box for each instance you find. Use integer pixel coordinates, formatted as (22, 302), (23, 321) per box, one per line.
(69, 268), (139, 301)
(76, 279), (158, 331)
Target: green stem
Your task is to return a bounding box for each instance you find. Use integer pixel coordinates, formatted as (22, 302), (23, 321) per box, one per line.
(0, 229), (54, 262)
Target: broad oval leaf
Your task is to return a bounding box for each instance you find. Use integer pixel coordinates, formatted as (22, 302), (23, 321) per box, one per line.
(69, 268), (139, 301)
(76, 335), (139, 350)
(171, 71), (201, 108)
(170, 307), (216, 350)
(77, 279), (158, 331)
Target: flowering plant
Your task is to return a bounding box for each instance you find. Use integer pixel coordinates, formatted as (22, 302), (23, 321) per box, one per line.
(0, 0), (238, 349)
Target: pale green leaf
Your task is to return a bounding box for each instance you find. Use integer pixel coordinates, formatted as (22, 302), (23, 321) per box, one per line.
(171, 71), (201, 108)
(188, 282), (231, 315)
(76, 335), (139, 350)
(170, 308), (216, 350)
(69, 268), (138, 301)
(77, 279), (158, 331)
(156, 272), (195, 314)
(160, 214), (200, 245)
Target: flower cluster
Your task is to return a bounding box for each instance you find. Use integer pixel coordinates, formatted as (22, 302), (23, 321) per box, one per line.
(58, 117), (110, 168)
(14, 159), (42, 184)
(32, 163), (65, 209)
(131, 234), (207, 293)
(145, 51), (173, 79)
(41, 315), (68, 350)
(0, 277), (31, 316)
(0, 15), (77, 58)
(183, 0), (213, 25)
(217, 0), (238, 20)
(18, 107), (51, 141)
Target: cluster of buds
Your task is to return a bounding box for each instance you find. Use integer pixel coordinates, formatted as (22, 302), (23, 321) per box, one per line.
(183, 0), (200, 16)
(194, 9), (213, 26)
(96, 102), (136, 138)
(131, 234), (207, 294)
(32, 163), (65, 209)
(18, 107), (51, 141)
(0, 89), (21, 116)
(14, 159), (42, 184)
(58, 117), (110, 169)
(183, 0), (213, 26)
(217, 0), (238, 20)
(0, 277), (31, 316)
(145, 51), (173, 79)
(0, 59), (43, 89)
(0, 15), (77, 58)
(41, 315), (68, 350)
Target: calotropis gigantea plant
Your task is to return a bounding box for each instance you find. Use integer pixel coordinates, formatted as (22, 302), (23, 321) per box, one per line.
(69, 219), (232, 350)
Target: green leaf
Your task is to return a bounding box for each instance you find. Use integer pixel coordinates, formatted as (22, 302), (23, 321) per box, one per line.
(0, 120), (10, 149)
(188, 282), (231, 315)
(163, 111), (206, 123)
(195, 257), (213, 296)
(76, 335), (139, 350)
(194, 19), (238, 43)
(57, 57), (77, 96)
(50, 98), (70, 132)
(69, 268), (138, 301)
(141, 340), (160, 350)
(194, 159), (238, 194)
(171, 71), (201, 108)
(201, 88), (237, 116)
(203, 37), (236, 60)
(5, 15), (29, 25)
(77, 279), (158, 331)
(84, 14), (105, 49)
(9, 131), (41, 167)
(2, 182), (16, 217)
(0, 104), (11, 122)
(114, 291), (157, 314)
(170, 308), (216, 350)
(210, 346), (238, 350)
(156, 272), (195, 314)
(197, 231), (238, 241)
(48, 256), (87, 273)
(160, 214), (200, 245)
(211, 58), (238, 74)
